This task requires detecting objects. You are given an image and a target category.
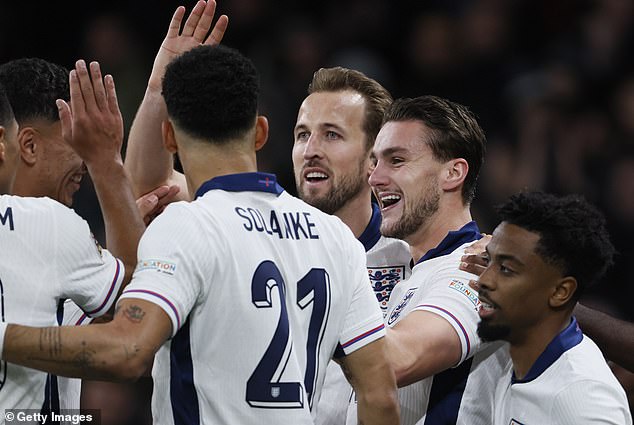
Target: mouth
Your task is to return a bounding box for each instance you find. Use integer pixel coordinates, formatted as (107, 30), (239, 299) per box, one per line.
(377, 192), (402, 210)
(478, 294), (497, 319)
(303, 167), (330, 186)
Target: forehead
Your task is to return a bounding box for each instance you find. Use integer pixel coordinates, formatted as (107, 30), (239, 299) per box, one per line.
(373, 120), (432, 157)
(489, 222), (542, 261)
(296, 91), (366, 128)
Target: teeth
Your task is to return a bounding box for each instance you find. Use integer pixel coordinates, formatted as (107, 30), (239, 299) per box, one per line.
(306, 172), (328, 179)
(381, 195), (401, 202)
(480, 302), (495, 311)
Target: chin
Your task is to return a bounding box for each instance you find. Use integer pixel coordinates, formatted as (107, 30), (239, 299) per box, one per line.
(477, 321), (511, 343)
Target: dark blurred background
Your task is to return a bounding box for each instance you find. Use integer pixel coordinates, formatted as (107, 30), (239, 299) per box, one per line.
(2, 0), (633, 422)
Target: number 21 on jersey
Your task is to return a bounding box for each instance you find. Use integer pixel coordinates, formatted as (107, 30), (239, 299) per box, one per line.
(246, 260), (330, 410)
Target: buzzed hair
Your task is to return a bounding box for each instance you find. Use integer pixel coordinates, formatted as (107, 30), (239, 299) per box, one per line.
(162, 45), (259, 143)
(0, 58), (69, 124)
(308, 67), (392, 151)
(0, 84), (14, 127)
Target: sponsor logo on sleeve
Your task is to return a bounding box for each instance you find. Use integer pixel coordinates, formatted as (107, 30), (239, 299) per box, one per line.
(137, 259), (177, 276)
(387, 288), (416, 326)
(509, 419), (525, 425)
(448, 279), (480, 309)
(90, 232), (104, 260)
(368, 266), (405, 312)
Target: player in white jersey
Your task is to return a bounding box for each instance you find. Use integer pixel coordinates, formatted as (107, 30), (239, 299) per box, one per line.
(475, 192), (631, 424)
(0, 44), (400, 424)
(344, 95), (488, 425)
(0, 59), (145, 417)
(122, 10), (410, 421)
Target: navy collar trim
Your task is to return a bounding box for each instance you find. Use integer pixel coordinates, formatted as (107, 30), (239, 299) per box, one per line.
(195, 172), (284, 199)
(512, 317), (583, 384)
(358, 203), (382, 252)
(416, 221), (481, 264)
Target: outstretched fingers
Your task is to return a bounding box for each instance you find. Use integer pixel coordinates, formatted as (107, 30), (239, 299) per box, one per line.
(181, 0), (206, 38)
(166, 6), (187, 39)
(90, 62), (108, 111)
(205, 14), (228, 46)
(75, 60), (98, 113)
(56, 99), (72, 143)
(104, 74), (121, 118)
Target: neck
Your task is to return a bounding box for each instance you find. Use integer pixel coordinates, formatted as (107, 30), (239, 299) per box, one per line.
(407, 196), (472, 262)
(179, 142), (258, 198)
(508, 312), (573, 380)
(334, 187), (373, 238)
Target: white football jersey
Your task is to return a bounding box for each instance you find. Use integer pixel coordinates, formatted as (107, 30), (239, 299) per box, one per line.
(492, 318), (631, 425)
(347, 222), (483, 425)
(119, 173), (386, 425)
(0, 195), (123, 414)
(316, 203), (412, 425)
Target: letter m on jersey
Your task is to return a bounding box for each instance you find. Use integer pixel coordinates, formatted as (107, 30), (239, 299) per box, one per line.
(0, 207), (13, 231)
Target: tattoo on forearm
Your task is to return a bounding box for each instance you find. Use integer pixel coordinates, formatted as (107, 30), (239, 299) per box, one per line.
(123, 305), (146, 323)
(39, 328), (62, 357)
(72, 341), (96, 369)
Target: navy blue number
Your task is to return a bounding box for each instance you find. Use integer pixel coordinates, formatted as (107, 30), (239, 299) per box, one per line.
(297, 268), (330, 408)
(246, 262), (330, 409)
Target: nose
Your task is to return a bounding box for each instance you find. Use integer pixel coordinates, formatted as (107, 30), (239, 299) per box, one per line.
(368, 160), (388, 189)
(476, 264), (496, 292)
(302, 134), (323, 160)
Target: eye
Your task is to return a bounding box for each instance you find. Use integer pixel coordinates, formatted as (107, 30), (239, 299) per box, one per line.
(295, 131), (309, 142)
(325, 130), (340, 140)
(390, 156), (405, 166)
(499, 263), (515, 275)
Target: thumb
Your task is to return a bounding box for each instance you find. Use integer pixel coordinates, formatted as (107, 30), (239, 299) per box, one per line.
(56, 99), (72, 142)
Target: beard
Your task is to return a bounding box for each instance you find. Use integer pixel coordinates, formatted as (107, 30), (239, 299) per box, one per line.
(296, 160), (367, 215)
(477, 320), (511, 342)
(380, 181), (440, 240)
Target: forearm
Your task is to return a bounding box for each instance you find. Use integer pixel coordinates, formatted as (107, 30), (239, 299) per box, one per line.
(124, 88), (176, 198)
(575, 303), (634, 372)
(2, 322), (147, 381)
(89, 159), (145, 282)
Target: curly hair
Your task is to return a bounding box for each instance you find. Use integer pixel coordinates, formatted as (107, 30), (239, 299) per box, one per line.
(496, 191), (615, 300)
(0, 85), (14, 128)
(0, 58), (69, 123)
(308, 67), (392, 151)
(383, 95), (486, 205)
(162, 45), (259, 143)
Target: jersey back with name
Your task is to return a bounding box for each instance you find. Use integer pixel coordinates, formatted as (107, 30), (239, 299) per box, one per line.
(120, 176), (384, 425)
(0, 195), (123, 413)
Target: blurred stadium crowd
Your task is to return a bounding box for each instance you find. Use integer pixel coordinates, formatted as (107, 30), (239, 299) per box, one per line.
(1, 0), (633, 422)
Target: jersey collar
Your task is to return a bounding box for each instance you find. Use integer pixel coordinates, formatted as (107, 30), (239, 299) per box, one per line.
(416, 221), (481, 265)
(511, 316), (583, 384)
(195, 172), (284, 199)
(358, 203), (382, 252)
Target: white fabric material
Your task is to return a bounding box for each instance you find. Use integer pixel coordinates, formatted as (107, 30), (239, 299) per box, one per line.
(0, 195), (123, 414)
(120, 185), (385, 425)
(493, 336), (631, 425)
(317, 235), (411, 425)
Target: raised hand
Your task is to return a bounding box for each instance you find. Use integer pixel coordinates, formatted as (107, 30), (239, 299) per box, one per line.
(148, 1), (228, 91)
(57, 60), (124, 168)
(136, 184), (181, 225)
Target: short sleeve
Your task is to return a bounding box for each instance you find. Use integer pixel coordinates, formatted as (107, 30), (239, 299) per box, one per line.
(337, 238), (385, 355)
(118, 203), (206, 337)
(410, 267), (481, 363)
(54, 202), (124, 318)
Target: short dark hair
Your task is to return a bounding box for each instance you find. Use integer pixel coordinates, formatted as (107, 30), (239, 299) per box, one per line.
(383, 96), (486, 205)
(162, 45), (259, 143)
(0, 58), (69, 124)
(496, 191), (615, 301)
(0, 84), (14, 127)
(308, 67), (392, 151)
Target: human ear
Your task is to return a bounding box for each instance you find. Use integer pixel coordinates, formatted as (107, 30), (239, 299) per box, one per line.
(549, 277), (578, 308)
(17, 127), (37, 165)
(441, 158), (468, 192)
(162, 120), (178, 154)
(254, 116), (269, 151)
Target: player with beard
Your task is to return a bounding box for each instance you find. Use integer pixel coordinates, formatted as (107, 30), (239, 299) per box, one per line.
(292, 67), (412, 424)
(347, 95), (487, 425)
(474, 192), (631, 424)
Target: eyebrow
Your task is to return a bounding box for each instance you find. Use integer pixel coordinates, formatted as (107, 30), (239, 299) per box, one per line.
(485, 246), (524, 266)
(374, 146), (409, 158)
